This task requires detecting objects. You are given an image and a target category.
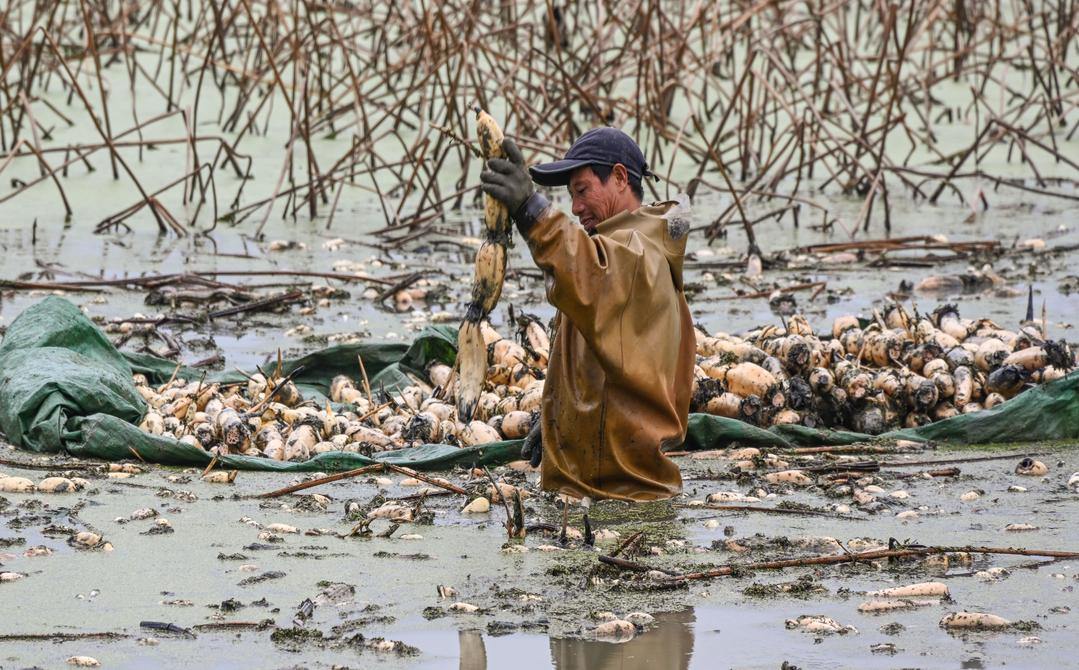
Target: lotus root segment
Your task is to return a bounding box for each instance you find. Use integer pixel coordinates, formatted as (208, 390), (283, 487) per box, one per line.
(457, 109), (512, 421)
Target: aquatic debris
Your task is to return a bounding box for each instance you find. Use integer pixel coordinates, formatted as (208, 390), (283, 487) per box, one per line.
(785, 615), (857, 635)
(592, 529), (621, 543)
(879, 622), (905, 636)
(624, 612), (654, 626)
(976, 568), (1010, 581)
(939, 612), (1011, 630)
(265, 523), (299, 534)
(202, 471), (238, 484)
(1005, 524), (1039, 532)
(66, 657), (100, 667)
(1017, 636), (1043, 646)
(461, 498), (490, 514)
(142, 518), (173, 535)
(1015, 459), (1048, 476)
(857, 599), (934, 614)
(238, 571), (286, 586)
(591, 619), (637, 641)
(367, 503), (413, 522)
(436, 585), (457, 599)
(487, 482), (529, 503)
(364, 637), (419, 654)
(448, 602), (480, 614)
(743, 576), (827, 598)
(764, 470), (812, 486)
(728, 447), (761, 460)
(128, 508), (158, 522)
(267, 240), (305, 252)
(706, 491), (760, 503)
(868, 582), (949, 598)
(69, 532), (103, 550)
(270, 627), (324, 651)
(37, 477), (77, 493)
(0, 477), (35, 493)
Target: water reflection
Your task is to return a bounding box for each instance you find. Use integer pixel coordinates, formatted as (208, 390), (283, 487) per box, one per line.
(459, 630), (487, 670)
(458, 609), (695, 670)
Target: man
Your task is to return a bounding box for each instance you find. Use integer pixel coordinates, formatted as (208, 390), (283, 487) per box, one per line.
(480, 127), (695, 505)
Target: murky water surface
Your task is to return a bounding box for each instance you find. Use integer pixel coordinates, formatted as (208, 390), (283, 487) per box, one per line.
(0, 445), (1076, 669)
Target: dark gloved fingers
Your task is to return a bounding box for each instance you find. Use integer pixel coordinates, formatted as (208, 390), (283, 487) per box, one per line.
(528, 439), (542, 468)
(480, 182), (514, 204)
(485, 158), (517, 175)
(523, 421), (542, 468)
(501, 138), (525, 167)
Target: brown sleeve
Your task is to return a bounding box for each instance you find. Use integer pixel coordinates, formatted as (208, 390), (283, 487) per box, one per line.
(522, 208), (649, 372)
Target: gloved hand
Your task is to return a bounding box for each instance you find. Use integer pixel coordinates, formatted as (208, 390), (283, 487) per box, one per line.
(521, 420), (542, 468)
(480, 138), (534, 216)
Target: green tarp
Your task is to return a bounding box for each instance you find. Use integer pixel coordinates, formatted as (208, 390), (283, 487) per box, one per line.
(0, 297), (1076, 472)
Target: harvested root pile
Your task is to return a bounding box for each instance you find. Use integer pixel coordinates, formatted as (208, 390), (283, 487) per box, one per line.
(692, 304), (1074, 434)
(132, 303), (1073, 460)
(133, 318), (549, 461)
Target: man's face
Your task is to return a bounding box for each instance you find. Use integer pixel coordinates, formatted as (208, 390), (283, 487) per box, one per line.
(568, 166), (625, 232)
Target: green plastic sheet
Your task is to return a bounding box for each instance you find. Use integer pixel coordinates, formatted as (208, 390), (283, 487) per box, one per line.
(1, 296), (1077, 472)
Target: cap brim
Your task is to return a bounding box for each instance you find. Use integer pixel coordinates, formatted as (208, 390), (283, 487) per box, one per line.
(528, 159), (590, 187)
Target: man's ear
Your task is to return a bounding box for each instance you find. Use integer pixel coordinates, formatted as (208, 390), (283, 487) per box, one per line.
(611, 163), (630, 193)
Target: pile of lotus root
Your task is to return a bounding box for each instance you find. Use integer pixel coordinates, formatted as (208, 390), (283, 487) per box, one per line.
(134, 304), (1074, 460)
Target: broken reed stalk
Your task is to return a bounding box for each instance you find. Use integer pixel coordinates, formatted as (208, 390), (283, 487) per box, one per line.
(677, 503), (865, 520)
(775, 444), (916, 455)
(206, 289), (305, 319)
(599, 545), (1079, 583)
(200, 455), (219, 478)
(877, 452), (1052, 468)
(0, 457), (98, 471)
(481, 465), (516, 538)
(0, 632), (130, 642)
(382, 463), (468, 495)
(608, 530), (646, 558)
(258, 464), (383, 498)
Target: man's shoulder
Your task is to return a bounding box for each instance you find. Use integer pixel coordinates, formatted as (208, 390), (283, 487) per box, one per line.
(607, 203), (688, 254)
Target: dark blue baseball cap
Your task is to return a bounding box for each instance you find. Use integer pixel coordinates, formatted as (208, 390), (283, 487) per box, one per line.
(529, 127), (655, 187)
